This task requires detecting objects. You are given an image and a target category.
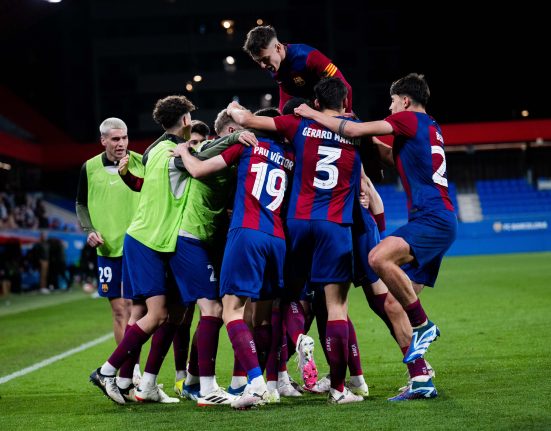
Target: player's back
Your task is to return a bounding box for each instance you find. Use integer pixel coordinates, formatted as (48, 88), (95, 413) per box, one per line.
(386, 111), (454, 217)
(228, 136), (294, 239)
(127, 135), (187, 252)
(275, 115), (362, 225)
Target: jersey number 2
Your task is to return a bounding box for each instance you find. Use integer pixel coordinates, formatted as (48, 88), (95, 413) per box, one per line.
(431, 146), (448, 187)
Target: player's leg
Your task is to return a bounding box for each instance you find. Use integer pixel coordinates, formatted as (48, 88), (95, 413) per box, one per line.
(223, 294), (268, 409)
(324, 283), (362, 404)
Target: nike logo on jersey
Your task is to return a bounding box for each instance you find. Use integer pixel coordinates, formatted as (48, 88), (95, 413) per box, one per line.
(109, 180), (118, 185)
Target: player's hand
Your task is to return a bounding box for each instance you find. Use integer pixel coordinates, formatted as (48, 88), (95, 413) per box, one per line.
(118, 154), (129, 175)
(359, 176), (370, 209)
(170, 141), (193, 158)
(237, 131), (258, 147)
(87, 231), (104, 248)
(226, 101), (241, 117)
(293, 103), (317, 119)
(227, 100), (245, 114)
(359, 191), (370, 209)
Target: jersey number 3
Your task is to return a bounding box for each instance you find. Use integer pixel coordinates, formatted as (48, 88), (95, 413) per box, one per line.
(314, 146), (342, 189)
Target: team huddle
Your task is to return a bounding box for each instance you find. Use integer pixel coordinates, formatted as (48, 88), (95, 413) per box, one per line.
(77, 25), (457, 409)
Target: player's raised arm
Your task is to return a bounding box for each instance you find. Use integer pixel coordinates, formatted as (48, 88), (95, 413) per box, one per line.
(294, 103), (393, 138)
(226, 101), (278, 132)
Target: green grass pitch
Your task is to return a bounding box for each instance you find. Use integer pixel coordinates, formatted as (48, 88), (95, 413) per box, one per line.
(1, 252), (550, 430)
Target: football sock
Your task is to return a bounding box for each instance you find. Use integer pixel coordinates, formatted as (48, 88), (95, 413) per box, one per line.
(197, 316), (223, 377)
(405, 299), (428, 328)
(144, 322), (178, 375)
(104, 323), (150, 371)
(347, 317), (363, 375)
(326, 320), (349, 392)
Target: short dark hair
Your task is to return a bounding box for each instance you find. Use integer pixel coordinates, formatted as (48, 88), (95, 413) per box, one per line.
(281, 97), (309, 115)
(390, 73), (430, 107)
(254, 107), (281, 118)
(152, 95), (195, 130)
(243, 25), (277, 57)
(191, 120), (210, 138)
(313, 77), (348, 111)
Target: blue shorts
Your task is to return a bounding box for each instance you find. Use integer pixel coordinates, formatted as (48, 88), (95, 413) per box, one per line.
(286, 219), (353, 284)
(170, 236), (219, 303)
(299, 282), (316, 302)
(220, 228), (285, 300)
(393, 210), (458, 287)
(123, 234), (172, 299)
(352, 206), (381, 286)
(96, 256), (124, 299)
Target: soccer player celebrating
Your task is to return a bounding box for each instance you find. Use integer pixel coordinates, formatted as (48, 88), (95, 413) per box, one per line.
(118, 110), (258, 405)
(174, 107), (294, 409)
(90, 95), (196, 405)
(243, 25), (352, 113)
(227, 77), (365, 404)
(294, 73), (458, 400)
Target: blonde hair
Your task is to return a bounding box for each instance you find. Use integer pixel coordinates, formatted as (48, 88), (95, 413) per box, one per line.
(99, 117), (127, 136)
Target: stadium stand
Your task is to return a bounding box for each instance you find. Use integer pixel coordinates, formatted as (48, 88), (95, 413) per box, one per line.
(477, 178), (551, 218)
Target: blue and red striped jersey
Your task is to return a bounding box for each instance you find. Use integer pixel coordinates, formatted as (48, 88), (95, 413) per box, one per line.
(221, 138), (294, 239)
(273, 44), (353, 113)
(274, 114), (362, 224)
(384, 111), (455, 217)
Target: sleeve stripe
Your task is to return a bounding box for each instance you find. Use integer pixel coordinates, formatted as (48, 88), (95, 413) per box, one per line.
(324, 64), (338, 77)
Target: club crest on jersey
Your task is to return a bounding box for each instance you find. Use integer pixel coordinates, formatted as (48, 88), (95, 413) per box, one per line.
(102, 283), (109, 293)
(293, 76), (306, 87)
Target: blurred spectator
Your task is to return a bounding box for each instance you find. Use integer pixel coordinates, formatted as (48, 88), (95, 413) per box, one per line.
(28, 231), (50, 294)
(47, 236), (69, 290)
(0, 239), (22, 295)
(0, 193), (17, 229)
(13, 192), (38, 229)
(78, 242), (98, 293)
(35, 198), (49, 228)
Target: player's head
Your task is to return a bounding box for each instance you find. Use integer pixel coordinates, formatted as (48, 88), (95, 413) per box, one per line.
(99, 117), (128, 161)
(153, 95), (195, 133)
(389, 73), (430, 114)
(190, 119), (210, 142)
(254, 107), (281, 118)
(214, 108), (243, 137)
(313, 77), (348, 112)
(243, 25), (285, 73)
(282, 97), (309, 116)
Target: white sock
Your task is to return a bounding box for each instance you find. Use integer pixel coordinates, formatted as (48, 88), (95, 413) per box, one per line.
(230, 376), (247, 389)
(175, 370), (186, 381)
(140, 372), (157, 389)
(199, 376), (219, 396)
(185, 372), (199, 386)
(277, 371), (290, 384)
(349, 375), (365, 387)
(117, 377), (132, 389)
(133, 364), (141, 376)
(100, 362), (117, 376)
(266, 380), (278, 391)
(249, 375), (267, 392)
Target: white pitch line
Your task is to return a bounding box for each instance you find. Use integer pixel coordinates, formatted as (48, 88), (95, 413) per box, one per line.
(0, 333), (112, 385)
